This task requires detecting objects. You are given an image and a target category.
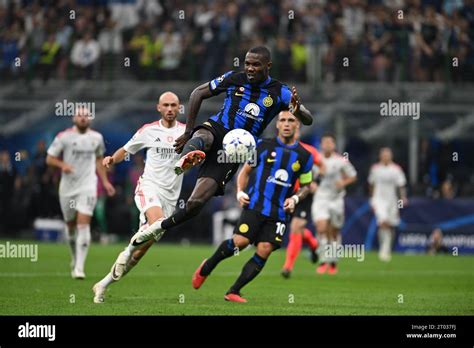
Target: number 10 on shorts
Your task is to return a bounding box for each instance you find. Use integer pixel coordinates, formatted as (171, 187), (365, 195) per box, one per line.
(275, 222), (286, 236)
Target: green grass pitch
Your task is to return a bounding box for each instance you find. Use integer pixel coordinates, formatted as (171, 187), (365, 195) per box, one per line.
(0, 241), (473, 315)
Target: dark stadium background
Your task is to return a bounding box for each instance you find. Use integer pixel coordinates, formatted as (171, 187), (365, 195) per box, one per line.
(1, 0), (474, 253)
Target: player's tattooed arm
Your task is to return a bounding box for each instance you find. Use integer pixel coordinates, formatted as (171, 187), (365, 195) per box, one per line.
(46, 155), (73, 173)
(284, 183), (311, 213)
(236, 163), (253, 207)
(174, 83), (214, 153)
(290, 86), (313, 126)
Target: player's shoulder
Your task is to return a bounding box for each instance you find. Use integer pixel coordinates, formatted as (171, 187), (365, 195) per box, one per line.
(390, 162), (403, 171)
(267, 77), (290, 94)
(88, 128), (104, 138)
(370, 163), (382, 170)
(257, 137), (274, 146)
(218, 70), (241, 82)
(137, 120), (161, 133)
(299, 141), (318, 155)
(56, 127), (75, 139)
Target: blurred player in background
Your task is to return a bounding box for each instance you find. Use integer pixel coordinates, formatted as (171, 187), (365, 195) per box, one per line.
(281, 132), (321, 279)
(192, 111), (314, 302)
(368, 147), (407, 262)
(127, 46), (313, 247)
(313, 134), (357, 275)
(46, 108), (116, 279)
(92, 92), (185, 303)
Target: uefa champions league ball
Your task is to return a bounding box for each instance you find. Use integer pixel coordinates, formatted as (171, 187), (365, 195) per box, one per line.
(222, 129), (256, 161)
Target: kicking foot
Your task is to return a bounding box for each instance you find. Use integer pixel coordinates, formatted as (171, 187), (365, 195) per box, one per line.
(71, 269), (85, 279)
(281, 269), (291, 279)
(224, 292), (247, 303)
(316, 263), (328, 274)
(92, 283), (106, 303)
(192, 259), (208, 289)
(131, 218), (164, 246)
(174, 150), (206, 175)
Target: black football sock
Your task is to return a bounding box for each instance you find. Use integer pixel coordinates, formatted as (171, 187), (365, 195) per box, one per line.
(228, 253), (267, 294)
(161, 208), (189, 229)
(200, 239), (236, 276)
(180, 137), (205, 158)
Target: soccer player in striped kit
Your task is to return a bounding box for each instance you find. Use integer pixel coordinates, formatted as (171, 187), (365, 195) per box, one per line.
(192, 111), (314, 303)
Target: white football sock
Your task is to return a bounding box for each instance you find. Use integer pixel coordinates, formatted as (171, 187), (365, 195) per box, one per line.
(378, 227), (392, 260)
(98, 272), (115, 288)
(318, 236), (328, 263)
(75, 224), (91, 273)
(65, 224), (76, 266)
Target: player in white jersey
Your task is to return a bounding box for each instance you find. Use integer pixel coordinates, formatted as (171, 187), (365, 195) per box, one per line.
(46, 108), (116, 279)
(93, 91), (185, 303)
(312, 133), (357, 275)
(368, 147), (407, 262)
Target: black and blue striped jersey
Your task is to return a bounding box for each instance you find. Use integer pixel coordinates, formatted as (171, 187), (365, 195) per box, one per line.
(246, 137), (314, 221)
(208, 71), (292, 137)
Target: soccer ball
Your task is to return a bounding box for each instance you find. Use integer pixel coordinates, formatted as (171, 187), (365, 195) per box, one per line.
(222, 128), (256, 161)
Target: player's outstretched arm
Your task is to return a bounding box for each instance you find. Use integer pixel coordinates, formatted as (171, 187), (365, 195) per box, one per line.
(236, 163), (253, 207)
(46, 155), (73, 173)
(174, 83), (214, 154)
(103, 147), (128, 168)
(290, 86), (313, 126)
(96, 156), (116, 197)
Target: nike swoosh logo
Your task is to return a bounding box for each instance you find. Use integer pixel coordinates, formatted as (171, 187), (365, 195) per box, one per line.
(267, 159), (276, 163)
(235, 92), (244, 97)
(275, 237), (282, 242)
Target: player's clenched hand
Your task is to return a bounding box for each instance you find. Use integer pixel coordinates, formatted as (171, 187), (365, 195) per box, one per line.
(61, 163), (74, 174)
(174, 132), (192, 154)
(236, 191), (250, 207)
(103, 181), (116, 197)
(284, 197), (296, 213)
(289, 86), (301, 113)
(102, 156), (114, 169)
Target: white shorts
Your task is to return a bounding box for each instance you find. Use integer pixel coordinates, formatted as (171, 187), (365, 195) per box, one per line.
(59, 191), (97, 222)
(134, 179), (178, 227)
(371, 199), (400, 226)
(312, 197), (344, 229)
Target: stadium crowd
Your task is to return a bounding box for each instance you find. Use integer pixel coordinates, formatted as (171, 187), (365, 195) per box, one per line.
(0, 0), (473, 82)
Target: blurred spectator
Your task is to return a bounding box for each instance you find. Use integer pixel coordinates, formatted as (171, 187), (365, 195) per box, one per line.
(441, 179), (456, 199)
(70, 31), (100, 79)
(0, 150), (16, 234)
(38, 33), (60, 83)
(158, 21), (182, 80)
(1, 0), (474, 82)
(426, 228), (449, 254)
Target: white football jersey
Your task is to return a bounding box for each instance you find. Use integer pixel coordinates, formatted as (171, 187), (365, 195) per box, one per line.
(47, 127), (105, 196)
(123, 120), (185, 203)
(368, 162), (406, 203)
(315, 153), (357, 200)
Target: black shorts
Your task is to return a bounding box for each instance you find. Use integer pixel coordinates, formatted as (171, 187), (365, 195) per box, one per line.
(293, 193), (313, 221)
(234, 209), (287, 250)
(192, 120), (240, 196)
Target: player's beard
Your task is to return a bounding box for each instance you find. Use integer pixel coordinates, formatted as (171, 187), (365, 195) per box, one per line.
(75, 122), (89, 133)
